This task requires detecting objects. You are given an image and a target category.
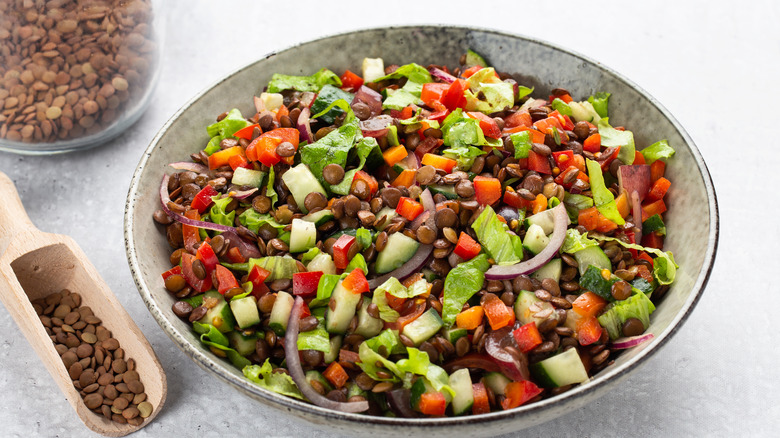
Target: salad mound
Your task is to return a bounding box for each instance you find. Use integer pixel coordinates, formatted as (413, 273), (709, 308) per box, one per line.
(153, 51), (678, 417)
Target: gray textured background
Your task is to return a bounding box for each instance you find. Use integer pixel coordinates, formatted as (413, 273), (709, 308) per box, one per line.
(0, 1), (777, 436)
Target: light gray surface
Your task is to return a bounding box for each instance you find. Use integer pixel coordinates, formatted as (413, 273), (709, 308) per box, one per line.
(0, 1), (776, 437)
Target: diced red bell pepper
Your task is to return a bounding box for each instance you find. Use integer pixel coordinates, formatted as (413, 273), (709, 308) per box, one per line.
(599, 146), (621, 171)
(339, 69), (363, 91)
(161, 266), (182, 281)
(641, 232), (665, 250)
(650, 160), (666, 182)
(583, 133), (601, 153)
(467, 111), (501, 139)
(502, 187), (533, 210)
(421, 82), (449, 107)
(228, 153), (251, 171)
(396, 196), (424, 221)
(421, 153), (457, 173)
(501, 380), (543, 410)
(513, 322), (543, 353)
(351, 170), (378, 198)
(633, 150), (646, 165)
(641, 199), (667, 221)
(473, 176), (502, 206)
(385, 298), (426, 331)
(214, 264), (240, 295)
(181, 252), (212, 293)
(182, 209), (202, 250)
(504, 111), (532, 129)
(427, 100), (449, 121)
(572, 291), (607, 319)
(472, 383), (491, 415)
(332, 234), (356, 270)
(196, 241), (219, 273)
(624, 229), (638, 258)
(233, 123), (259, 140)
(441, 78), (468, 111)
(322, 362), (349, 389)
(576, 316), (603, 346)
(225, 247), (246, 264)
(483, 294), (515, 330)
(548, 110), (575, 131)
(418, 392), (447, 417)
(414, 137), (443, 159)
(527, 150), (551, 174)
(637, 251), (654, 267)
(190, 185), (218, 214)
(293, 271), (324, 297)
(246, 128), (300, 167)
(552, 150), (574, 171)
(341, 268), (369, 294)
(453, 232), (481, 260)
(646, 177), (671, 202)
(461, 65), (483, 78)
(248, 265), (270, 299)
(208, 146), (245, 170)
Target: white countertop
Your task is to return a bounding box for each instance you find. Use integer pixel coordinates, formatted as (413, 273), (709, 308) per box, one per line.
(1, 1), (777, 436)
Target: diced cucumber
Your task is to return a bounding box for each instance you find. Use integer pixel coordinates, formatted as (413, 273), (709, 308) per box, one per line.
(259, 92), (283, 111)
(231, 167), (265, 187)
(483, 372), (511, 396)
(306, 253), (337, 275)
(268, 291), (294, 336)
(449, 369), (474, 416)
(427, 184), (458, 200)
(525, 208), (569, 235)
(306, 370), (333, 393)
(465, 49), (489, 67)
(401, 308), (443, 346)
(290, 218), (317, 253)
(325, 280), (363, 334)
(514, 290), (555, 326)
(443, 327), (468, 345)
(362, 57), (385, 83)
(530, 348), (589, 388)
(229, 296), (260, 329)
(375, 232), (420, 274)
(281, 164), (327, 213)
(227, 331), (258, 356)
(374, 207), (397, 231)
(199, 291), (236, 333)
(323, 335), (342, 364)
(354, 296), (383, 339)
(302, 209), (334, 227)
(531, 258), (562, 283)
(573, 245), (611, 275)
(523, 223), (550, 255)
(248, 256), (299, 280)
(568, 101), (601, 123)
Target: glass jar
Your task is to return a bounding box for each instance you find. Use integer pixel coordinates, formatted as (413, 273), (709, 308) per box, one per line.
(0, 0), (164, 154)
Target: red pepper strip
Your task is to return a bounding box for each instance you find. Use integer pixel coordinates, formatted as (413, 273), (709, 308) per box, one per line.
(161, 266), (182, 281)
(233, 124), (259, 140)
(512, 322), (543, 353)
(339, 69), (364, 91)
(214, 264), (240, 295)
(332, 234), (356, 270)
(181, 253), (211, 293)
(190, 185), (218, 214)
(467, 111), (501, 139)
(441, 78), (467, 110)
(182, 209), (202, 252)
(453, 232), (481, 260)
(225, 247), (246, 264)
(293, 271), (324, 297)
(385, 299), (426, 331)
(421, 83), (449, 106)
(195, 241), (219, 273)
(351, 170), (378, 198)
(501, 381), (543, 410)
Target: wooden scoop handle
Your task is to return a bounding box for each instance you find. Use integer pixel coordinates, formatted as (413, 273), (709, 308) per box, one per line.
(0, 171), (35, 236)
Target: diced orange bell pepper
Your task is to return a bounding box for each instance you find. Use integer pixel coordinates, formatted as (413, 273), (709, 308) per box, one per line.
(351, 170), (379, 198)
(576, 316), (603, 346)
(383, 144), (408, 166)
(572, 291), (607, 319)
(341, 268), (369, 294)
(456, 306), (484, 330)
(421, 82), (449, 107)
(418, 392), (447, 416)
(228, 153), (251, 171)
(483, 294), (515, 330)
(531, 194), (548, 215)
(421, 153), (457, 173)
(615, 192), (630, 218)
(323, 362), (349, 389)
(650, 160), (666, 182)
(578, 207), (600, 231)
(472, 382), (491, 415)
(503, 111), (532, 128)
(391, 169), (417, 188)
(501, 380), (543, 410)
(641, 199), (667, 221)
(208, 146), (245, 170)
(473, 176), (502, 206)
(396, 196), (424, 221)
(583, 133), (601, 152)
(646, 177), (671, 202)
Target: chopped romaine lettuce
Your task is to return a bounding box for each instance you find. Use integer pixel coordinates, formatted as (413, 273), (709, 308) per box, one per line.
(296, 316), (331, 353)
(463, 68), (514, 113)
(441, 254), (490, 325)
(193, 322), (251, 369)
(300, 101), (361, 191)
(205, 108), (250, 155)
(372, 289), (400, 322)
(510, 131), (533, 159)
(209, 195), (236, 228)
(472, 206), (522, 265)
(358, 342), (401, 382)
(597, 292), (655, 340)
(561, 229), (599, 254)
(586, 159), (626, 226)
(442, 145), (486, 170)
(345, 253), (367, 274)
(364, 329), (406, 356)
(397, 348), (455, 397)
(243, 359), (304, 399)
(590, 235), (678, 285)
(641, 139), (676, 164)
(517, 85), (534, 100)
(375, 63), (432, 85)
(551, 98), (572, 116)
(309, 273), (341, 308)
(310, 85), (354, 124)
(598, 117), (635, 165)
(238, 209), (284, 234)
(355, 228), (373, 250)
(587, 92), (611, 118)
(375, 63), (432, 110)
(266, 68), (341, 93)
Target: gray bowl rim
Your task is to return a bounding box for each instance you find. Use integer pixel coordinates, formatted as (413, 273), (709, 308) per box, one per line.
(124, 24), (719, 429)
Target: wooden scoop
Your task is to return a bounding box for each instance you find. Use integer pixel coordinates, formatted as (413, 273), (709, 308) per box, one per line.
(0, 171), (167, 436)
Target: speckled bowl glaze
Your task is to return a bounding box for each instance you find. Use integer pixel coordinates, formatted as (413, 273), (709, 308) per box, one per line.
(125, 26), (718, 437)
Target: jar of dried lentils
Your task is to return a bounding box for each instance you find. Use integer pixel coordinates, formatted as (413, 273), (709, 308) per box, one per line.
(0, 0), (163, 154)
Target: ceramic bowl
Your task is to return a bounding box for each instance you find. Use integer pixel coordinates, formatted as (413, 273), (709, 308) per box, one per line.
(125, 25), (718, 437)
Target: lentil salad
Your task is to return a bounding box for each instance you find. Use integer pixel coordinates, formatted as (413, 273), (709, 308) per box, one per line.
(152, 51), (678, 417)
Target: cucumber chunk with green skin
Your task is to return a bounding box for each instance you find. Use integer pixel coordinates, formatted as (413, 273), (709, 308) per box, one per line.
(268, 291), (294, 336)
(530, 348), (589, 388)
(427, 184), (458, 200)
(305, 370), (333, 393)
(465, 49), (489, 67)
(325, 280), (363, 334)
(443, 327), (468, 345)
(449, 369), (474, 416)
(354, 296), (383, 339)
(374, 207), (397, 231)
(229, 296), (260, 329)
(231, 167), (265, 187)
(323, 335), (342, 364)
(401, 308), (443, 346)
(375, 232), (420, 274)
(483, 372), (511, 396)
(306, 252), (337, 275)
(514, 290), (555, 326)
(573, 245), (612, 275)
(289, 218), (317, 253)
(227, 331), (258, 356)
(302, 209), (334, 227)
(281, 164), (326, 213)
(525, 208), (569, 235)
(531, 258), (562, 283)
(523, 223), (550, 255)
(199, 291), (236, 333)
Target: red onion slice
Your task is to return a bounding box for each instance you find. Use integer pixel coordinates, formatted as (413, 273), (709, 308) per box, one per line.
(399, 151), (419, 171)
(254, 95), (266, 113)
(367, 244), (433, 290)
(299, 92), (316, 108)
(443, 353), (502, 374)
(360, 115), (394, 138)
(219, 230), (262, 260)
(352, 86), (383, 117)
(159, 174), (237, 233)
(169, 161), (208, 174)
(484, 323), (529, 381)
(409, 210), (430, 231)
(485, 204), (568, 280)
(418, 188), (437, 232)
(284, 297), (369, 413)
(631, 190), (643, 243)
(429, 67), (456, 84)
(297, 107), (314, 144)
(230, 188), (258, 200)
(386, 389), (420, 418)
(617, 165), (651, 203)
(611, 333), (654, 350)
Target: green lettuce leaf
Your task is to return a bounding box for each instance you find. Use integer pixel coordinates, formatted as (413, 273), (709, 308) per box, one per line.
(331, 137), (382, 195)
(372, 289), (400, 322)
(588, 92), (611, 118)
(375, 64), (432, 110)
(396, 348), (455, 397)
(345, 253), (367, 274)
(310, 84), (354, 125)
(264, 166), (278, 207)
(551, 98), (572, 116)
(375, 63), (432, 85)
(586, 159), (626, 226)
(266, 68), (341, 93)
(238, 209), (284, 234)
(364, 329), (406, 356)
(441, 254), (490, 325)
(598, 117), (635, 165)
(209, 195), (236, 228)
(205, 108), (250, 155)
(561, 229), (600, 254)
(517, 85), (534, 100)
(510, 131), (533, 159)
(243, 360), (304, 399)
(192, 322), (251, 369)
(590, 235), (678, 285)
(383, 88), (420, 110)
(309, 273), (341, 308)
(296, 316), (330, 353)
(442, 145), (487, 171)
(358, 342), (400, 382)
(300, 247), (321, 265)
(463, 68), (514, 113)
(355, 228), (373, 250)
(300, 101), (360, 191)
(641, 140), (675, 164)
(472, 206), (521, 265)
